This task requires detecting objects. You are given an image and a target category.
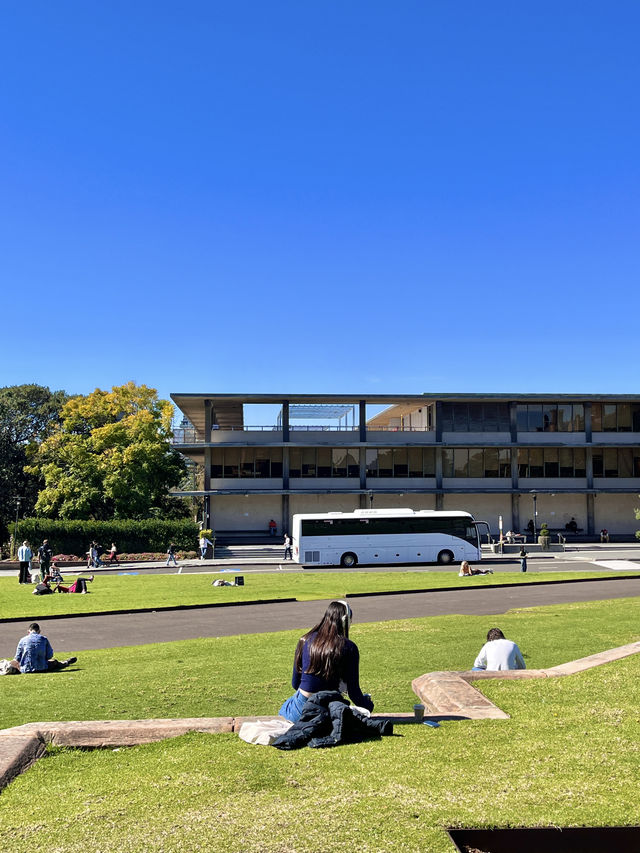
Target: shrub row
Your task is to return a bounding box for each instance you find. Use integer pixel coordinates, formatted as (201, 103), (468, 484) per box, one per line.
(16, 518), (200, 555)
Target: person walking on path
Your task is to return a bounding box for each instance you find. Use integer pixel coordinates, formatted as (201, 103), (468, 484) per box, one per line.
(108, 543), (119, 565)
(472, 627), (526, 671)
(14, 623), (77, 672)
(519, 546), (528, 573)
(166, 543), (179, 567)
(37, 539), (53, 582)
(199, 534), (213, 560)
(283, 533), (293, 561)
(17, 541), (32, 584)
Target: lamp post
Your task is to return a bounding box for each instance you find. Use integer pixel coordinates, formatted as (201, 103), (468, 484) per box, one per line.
(13, 496), (25, 558)
(530, 491), (538, 542)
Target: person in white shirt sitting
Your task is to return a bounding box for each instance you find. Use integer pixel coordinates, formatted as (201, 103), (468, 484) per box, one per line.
(472, 627), (526, 671)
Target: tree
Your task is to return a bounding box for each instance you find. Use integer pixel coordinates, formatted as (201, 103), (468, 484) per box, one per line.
(27, 382), (188, 520)
(0, 384), (68, 544)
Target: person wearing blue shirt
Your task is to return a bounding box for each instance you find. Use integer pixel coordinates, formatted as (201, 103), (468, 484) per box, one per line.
(14, 623), (77, 673)
(279, 600), (374, 722)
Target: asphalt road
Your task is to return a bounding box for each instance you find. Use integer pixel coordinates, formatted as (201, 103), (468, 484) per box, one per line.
(3, 576), (640, 657)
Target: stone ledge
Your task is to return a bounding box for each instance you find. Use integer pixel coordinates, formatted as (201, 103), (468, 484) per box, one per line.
(0, 735), (46, 790)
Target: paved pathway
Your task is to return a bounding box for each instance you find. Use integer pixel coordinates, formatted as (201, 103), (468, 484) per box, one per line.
(2, 577), (639, 655)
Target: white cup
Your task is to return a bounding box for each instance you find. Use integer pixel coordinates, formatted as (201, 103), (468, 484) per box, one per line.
(413, 703), (425, 722)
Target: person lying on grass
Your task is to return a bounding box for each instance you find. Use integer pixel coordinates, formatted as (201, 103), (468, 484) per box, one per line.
(279, 600), (374, 722)
(14, 623), (77, 672)
(32, 574), (95, 595)
(472, 627), (526, 671)
(458, 560), (493, 577)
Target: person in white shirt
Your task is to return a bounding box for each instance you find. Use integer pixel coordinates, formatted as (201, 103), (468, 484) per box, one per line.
(17, 541), (33, 585)
(473, 628), (526, 671)
(199, 535), (213, 560)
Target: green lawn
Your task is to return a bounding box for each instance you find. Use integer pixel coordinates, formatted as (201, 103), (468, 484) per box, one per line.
(0, 597), (639, 851)
(1, 568), (635, 620)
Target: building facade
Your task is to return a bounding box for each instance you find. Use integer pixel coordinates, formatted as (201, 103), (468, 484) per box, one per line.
(170, 393), (640, 538)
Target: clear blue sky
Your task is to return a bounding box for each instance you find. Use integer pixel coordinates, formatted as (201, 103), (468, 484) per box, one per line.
(2, 1), (638, 405)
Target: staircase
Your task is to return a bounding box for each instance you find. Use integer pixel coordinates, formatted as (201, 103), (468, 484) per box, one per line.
(213, 544), (283, 562)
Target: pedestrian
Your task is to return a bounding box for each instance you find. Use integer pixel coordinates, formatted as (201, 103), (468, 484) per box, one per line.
(166, 543), (179, 567)
(600, 528), (609, 543)
(37, 539), (53, 581)
(199, 534), (213, 560)
(283, 533), (293, 561)
(108, 542), (119, 565)
(519, 546), (528, 573)
(472, 627), (526, 671)
(14, 623), (77, 672)
(17, 540), (32, 585)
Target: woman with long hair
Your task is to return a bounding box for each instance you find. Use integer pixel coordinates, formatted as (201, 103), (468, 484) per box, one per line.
(278, 600), (374, 722)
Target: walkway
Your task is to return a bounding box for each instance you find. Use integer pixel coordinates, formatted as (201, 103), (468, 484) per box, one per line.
(2, 576), (639, 654)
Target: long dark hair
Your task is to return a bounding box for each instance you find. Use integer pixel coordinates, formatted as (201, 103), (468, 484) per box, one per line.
(294, 601), (351, 683)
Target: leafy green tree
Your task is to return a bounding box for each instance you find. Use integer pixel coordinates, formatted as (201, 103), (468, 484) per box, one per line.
(0, 384), (68, 544)
(27, 382), (187, 520)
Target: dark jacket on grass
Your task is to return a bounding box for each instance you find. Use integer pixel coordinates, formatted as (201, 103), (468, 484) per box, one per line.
(272, 690), (393, 750)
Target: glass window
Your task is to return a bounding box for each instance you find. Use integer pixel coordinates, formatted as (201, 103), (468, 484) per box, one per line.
(393, 448), (408, 477)
(211, 449), (223, 478)
(468, 404), (483, 431)
(556, 404), (572, 432)
(591, 403), (602, 432)
(469, 448), (484, 477)
(317, 448), (331, 477)
(483, 448), (498, 477)
(440, 403), (453, 431)
(619, 447), (633, 477)
(559, 448), (573, 477)
(603, 404), (617, 431)
(377, 448), (392, 477)
(289, 448), (301, 478)
(573, 404), (585, 431)
(542, 404), (557, 432)
(454, 448), (469, 477)
(223, 448), (239, 478)
(423, 448), (436, 476)
(573, 448), (585, 477)
(592, 450), (603, 477)
(543, 447), (559, 477)
(482, 403), (498, 431)
(302, 448), (316, 477)
(442, 448), (454, 478)
(498, 449), (511, 478)
(617, 404), (632, 432)
(365, 449), (378, 478)
(528, 448), (543, 477)
(240, 447), (254, 478)
(528, 405), (544, 432)
(332, 448), (347, 477)
(634, 449), (640, 477)
(453, 403), (469, 431)
(516, 405), (528, 432)
(346, 449), (359, 478)
(270, 447), (283, 478)
(408, 448), (423, 477)
(254, 450), (270, 478)
(604, 448), (617, 477)
(497, 403), (510, 431)
(518, 448), (529, 477)
(633, 406), (640, 432)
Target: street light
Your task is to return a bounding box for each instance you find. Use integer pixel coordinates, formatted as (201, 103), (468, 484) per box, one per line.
(12, 496), (25, 558)
(530, 491), (538, 541)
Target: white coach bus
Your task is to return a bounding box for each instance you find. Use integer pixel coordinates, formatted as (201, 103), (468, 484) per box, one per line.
(292, 508), (488, 567)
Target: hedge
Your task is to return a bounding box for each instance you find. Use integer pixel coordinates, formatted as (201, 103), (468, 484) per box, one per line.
(15, 518), (200, 555)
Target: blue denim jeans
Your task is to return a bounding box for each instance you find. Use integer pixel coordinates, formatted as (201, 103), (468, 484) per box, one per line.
(278, 689), (310, 722)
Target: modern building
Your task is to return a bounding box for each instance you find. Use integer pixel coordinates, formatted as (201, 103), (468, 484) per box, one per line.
(170, 393), (640, 538)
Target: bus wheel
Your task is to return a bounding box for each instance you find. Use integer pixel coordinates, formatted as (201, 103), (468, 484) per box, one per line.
(437, 550), (454, 565)
(340, 552), (358, 568)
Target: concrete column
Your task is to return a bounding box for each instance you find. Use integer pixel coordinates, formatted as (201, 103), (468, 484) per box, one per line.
(282, 494), (290, 536)
(282, 401), (290, 442)
(584, 402), (592, 443)
(204, 448), (211, 491)
(435, 402), (443, 443)
(587, 493), (595, 536)
(511, 447), (518, 490)
(509, 401), (518, 443)
(282, 447), (289, 490)
(435, 493), (444, 511)
(359, 400), (367, 442)
(204, 495), (211, 530)
(435, 447), (443, 490)
(511, 493), (520, 532)
(359, 493), (367, 509)
(586, 447), (593, 490)
(359, 447), (367, 489)
(204, 399), (212, 441)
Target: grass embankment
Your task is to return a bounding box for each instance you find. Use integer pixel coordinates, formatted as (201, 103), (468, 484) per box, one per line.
(0, 597), (639, 851)
(1, 568), (635, 620)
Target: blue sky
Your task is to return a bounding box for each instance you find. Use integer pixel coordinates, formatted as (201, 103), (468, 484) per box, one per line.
(2, 1), (638, 405)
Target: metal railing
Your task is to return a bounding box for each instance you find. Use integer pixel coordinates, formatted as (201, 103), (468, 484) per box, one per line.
(172, 425), (434, 443)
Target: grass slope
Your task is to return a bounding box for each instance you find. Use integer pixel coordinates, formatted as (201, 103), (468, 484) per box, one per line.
(0, 568), (635, 620)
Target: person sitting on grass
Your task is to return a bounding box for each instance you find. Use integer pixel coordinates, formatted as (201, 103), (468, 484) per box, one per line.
(472, 627), (526, 671)
(458, 560), (493, 577)
(14, 623), (77, 672)
(279, 600), (374, 723)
